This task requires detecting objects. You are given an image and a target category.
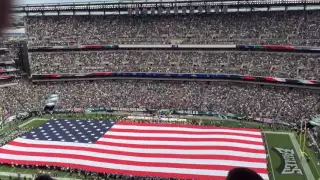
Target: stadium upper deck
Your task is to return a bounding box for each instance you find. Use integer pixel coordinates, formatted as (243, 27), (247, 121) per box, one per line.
(12, 0), (320, 16)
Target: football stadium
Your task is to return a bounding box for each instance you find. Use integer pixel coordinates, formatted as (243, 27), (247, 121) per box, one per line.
(0, 0), (320, 179)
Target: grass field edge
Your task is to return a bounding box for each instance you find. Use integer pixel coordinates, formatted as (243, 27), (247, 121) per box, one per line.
(289, 133), (316, 180)
(263, 132), (276, 180)
(18, 118), (48, 128)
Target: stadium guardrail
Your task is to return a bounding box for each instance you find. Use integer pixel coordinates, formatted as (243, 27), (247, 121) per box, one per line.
(0, 68), (19, 73)
(0, 75), (17, 80)
(46, 106), (291, 126)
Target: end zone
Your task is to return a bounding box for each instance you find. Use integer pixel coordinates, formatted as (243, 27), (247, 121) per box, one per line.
(264, 132), (314, 180)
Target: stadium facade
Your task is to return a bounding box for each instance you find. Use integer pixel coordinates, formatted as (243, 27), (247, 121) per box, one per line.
(12, 0), (320, 16)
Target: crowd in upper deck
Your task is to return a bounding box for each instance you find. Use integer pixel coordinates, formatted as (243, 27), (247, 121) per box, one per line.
(25, 11), (320, 46)
(0, 41), (20, 82)
(29, 51), (319, 79)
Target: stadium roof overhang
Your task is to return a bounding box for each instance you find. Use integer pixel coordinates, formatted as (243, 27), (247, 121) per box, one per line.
(12, 0), (320, 15)
(309, 120), (320, 127)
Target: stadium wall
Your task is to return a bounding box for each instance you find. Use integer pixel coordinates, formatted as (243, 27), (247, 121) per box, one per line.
(31, 72), (320, 87)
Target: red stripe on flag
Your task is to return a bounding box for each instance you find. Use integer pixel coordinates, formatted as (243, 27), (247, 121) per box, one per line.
(101, 134), (264, 146)
(116, 121), (261, 132)
(95, 140), (266, 153)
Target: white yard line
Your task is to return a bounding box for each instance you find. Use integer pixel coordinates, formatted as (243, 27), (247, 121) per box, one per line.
(309, 157), (320, 178)
(263, 132), (276, 180)
(263, 131), (291, 135)
(9, 167), (16, 172)
(289, 133), (315, 180)
(63, 172), (71, 178)
(22, 168), (29, 174)
(18, 118), (48, 128)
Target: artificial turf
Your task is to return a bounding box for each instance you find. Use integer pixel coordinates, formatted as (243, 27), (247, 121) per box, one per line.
(264, 133), (307, 180)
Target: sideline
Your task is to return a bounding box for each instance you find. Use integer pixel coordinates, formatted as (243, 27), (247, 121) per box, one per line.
(263, 131), (291, 135)
(289, 133), (315, 180)
(18, 118), (48, 128)
(263, 133), (276, 180)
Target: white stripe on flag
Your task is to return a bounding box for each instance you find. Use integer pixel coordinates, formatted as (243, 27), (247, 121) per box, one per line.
(106, 131), (263, 142)
(113, 125), (262, 135)
(99, 137), (265, 150)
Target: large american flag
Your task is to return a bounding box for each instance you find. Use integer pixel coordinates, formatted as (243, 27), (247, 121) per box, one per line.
(0, 119), (269, 180)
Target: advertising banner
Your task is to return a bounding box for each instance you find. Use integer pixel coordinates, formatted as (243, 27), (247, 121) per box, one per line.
(85, 107), (106, 113)
(72, 108), (84, 113)
(53, 109), (72, 114)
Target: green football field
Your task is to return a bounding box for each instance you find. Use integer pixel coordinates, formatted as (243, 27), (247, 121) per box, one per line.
(264, 133), (309, 180)
(297, 134), (320, 180)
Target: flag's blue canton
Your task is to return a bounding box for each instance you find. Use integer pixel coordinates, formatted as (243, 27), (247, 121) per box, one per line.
(22, 119), (116, 143)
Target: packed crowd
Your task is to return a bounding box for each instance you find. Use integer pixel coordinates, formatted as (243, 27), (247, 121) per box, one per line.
(27, 38), (320, 46)
(4, 11), (320, 122)
(0, 126), (30, 147)
(0, 41), (20, 62)
(25, 11), (320, 46)
(0, 80), (318, 122)
(0, 41), (21, 84)
(29, 51), (319, 79)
